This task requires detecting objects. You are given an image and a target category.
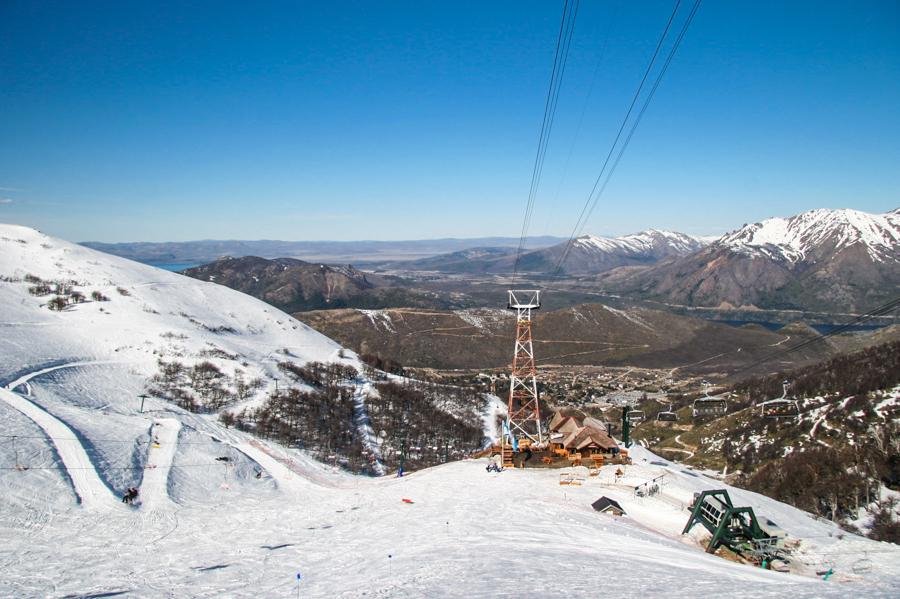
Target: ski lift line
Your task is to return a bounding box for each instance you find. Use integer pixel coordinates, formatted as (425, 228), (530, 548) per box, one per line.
(516, 0), (579, 268)
(544, 1), (622, 238)
(526, 0), (580, 219)
(512, 0), (581, 283)
(551, 0), (690, 276)
(561, 0), (703, 256)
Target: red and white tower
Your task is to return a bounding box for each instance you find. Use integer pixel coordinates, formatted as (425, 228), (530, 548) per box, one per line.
(505, 289), (543, 447)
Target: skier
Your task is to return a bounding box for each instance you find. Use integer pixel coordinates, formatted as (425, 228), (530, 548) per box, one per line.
(122, 487), (139, 504)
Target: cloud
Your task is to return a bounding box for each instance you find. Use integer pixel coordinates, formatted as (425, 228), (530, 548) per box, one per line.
(0, 198), (13, 205)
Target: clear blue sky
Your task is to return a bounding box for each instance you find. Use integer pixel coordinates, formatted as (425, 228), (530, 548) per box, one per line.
(1, 1), (898, 242)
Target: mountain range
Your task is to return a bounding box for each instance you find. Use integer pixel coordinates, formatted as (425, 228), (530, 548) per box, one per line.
(4, 223), (900, 596)
(87, 206), (900, 316)
(374, 229), (709, 275)
(183, 256), (453, 312)
(80, 236), (565, 266)
(597, 208), (900, 313)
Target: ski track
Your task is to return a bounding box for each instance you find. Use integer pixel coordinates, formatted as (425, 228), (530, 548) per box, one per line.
(139, 418), (181, 510)
(673, 434), (697, 460)
(351, 380), (386, 476)
(0, 386), (121, 510)
(0, 359), (168, 511)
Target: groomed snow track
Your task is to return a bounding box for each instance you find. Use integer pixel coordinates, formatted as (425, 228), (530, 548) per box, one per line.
(0, 360), (183, 511)
(0, 377), (122, 510)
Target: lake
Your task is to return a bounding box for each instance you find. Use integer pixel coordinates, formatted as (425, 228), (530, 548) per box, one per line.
(148, 262), (201, 272)
(714, 320), (885, 335)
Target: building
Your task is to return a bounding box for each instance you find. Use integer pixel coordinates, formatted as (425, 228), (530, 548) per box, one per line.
(548, 410), (620, 459)
(591, 496), (626, 516)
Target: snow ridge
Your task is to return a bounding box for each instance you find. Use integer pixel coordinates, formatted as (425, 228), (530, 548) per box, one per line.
(719, 208), (900, 264)
(574, 229), (707, 256)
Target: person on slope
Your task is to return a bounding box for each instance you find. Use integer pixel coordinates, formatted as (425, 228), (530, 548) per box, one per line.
(122, 487), (139, 504)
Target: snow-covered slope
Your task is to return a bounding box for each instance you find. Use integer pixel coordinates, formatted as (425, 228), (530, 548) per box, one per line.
(0, 223), (353, 393)
(719, 208), (900, 264)
(3, 429), (900, 597)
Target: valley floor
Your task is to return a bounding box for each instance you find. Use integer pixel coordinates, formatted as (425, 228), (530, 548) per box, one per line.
(2, 364), (900, 598)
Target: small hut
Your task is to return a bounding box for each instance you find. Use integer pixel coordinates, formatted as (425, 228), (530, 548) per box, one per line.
(591, 496), (625, 516)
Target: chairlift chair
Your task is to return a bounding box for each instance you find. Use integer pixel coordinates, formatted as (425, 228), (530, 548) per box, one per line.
(658, 402), (678, 422)
(852, 555), (873, 574)
(692, 384), (728, 418)
(759, 380), (800, 420)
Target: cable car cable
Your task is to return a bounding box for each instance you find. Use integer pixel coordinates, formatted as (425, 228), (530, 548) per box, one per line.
(512, 0), (581, 283)
(559, 0), (703, 265)
(553, 0), (702, 276)
(550, 0), (687, 276)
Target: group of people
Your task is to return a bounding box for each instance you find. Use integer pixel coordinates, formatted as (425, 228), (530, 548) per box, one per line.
(122, 487), (139, 504)
(485, 454), (504, 473)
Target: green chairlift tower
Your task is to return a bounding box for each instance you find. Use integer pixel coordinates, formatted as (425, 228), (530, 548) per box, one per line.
(682, 489), (780, 559)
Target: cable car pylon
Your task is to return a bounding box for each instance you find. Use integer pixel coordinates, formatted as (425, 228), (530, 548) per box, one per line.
(504, 290), (544, 456)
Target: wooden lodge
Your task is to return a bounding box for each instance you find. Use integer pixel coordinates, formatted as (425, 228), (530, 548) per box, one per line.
(545, 410), (628, 467)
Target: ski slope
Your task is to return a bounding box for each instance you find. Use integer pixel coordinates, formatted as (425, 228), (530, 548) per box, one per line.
(2, 224), (900, 596)
(2, 354), (898, 597)
(139, 418), (180, 510)
(3, 412), (900, 598)
(0, 386), (121, 510)
(0, 223), (357, 395)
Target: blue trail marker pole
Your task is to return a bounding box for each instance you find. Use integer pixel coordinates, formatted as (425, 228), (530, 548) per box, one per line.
(296, 572), (302, 598)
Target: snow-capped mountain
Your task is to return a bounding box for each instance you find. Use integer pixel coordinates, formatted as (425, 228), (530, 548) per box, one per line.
(719, 208), (900, 264)
(575, 229), (706, 256)
(511, 229), (708, 275)
(599, 208), (900, 313)
(373, 230), (707, 275)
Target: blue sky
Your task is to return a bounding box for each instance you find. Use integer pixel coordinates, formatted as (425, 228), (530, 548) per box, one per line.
(1, 1), (898, 242)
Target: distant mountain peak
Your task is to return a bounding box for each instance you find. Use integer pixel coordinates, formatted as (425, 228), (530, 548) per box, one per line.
(719, 207), (900, 264)
(599, 207), (900, 313)
(572, 229), (707, 256)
